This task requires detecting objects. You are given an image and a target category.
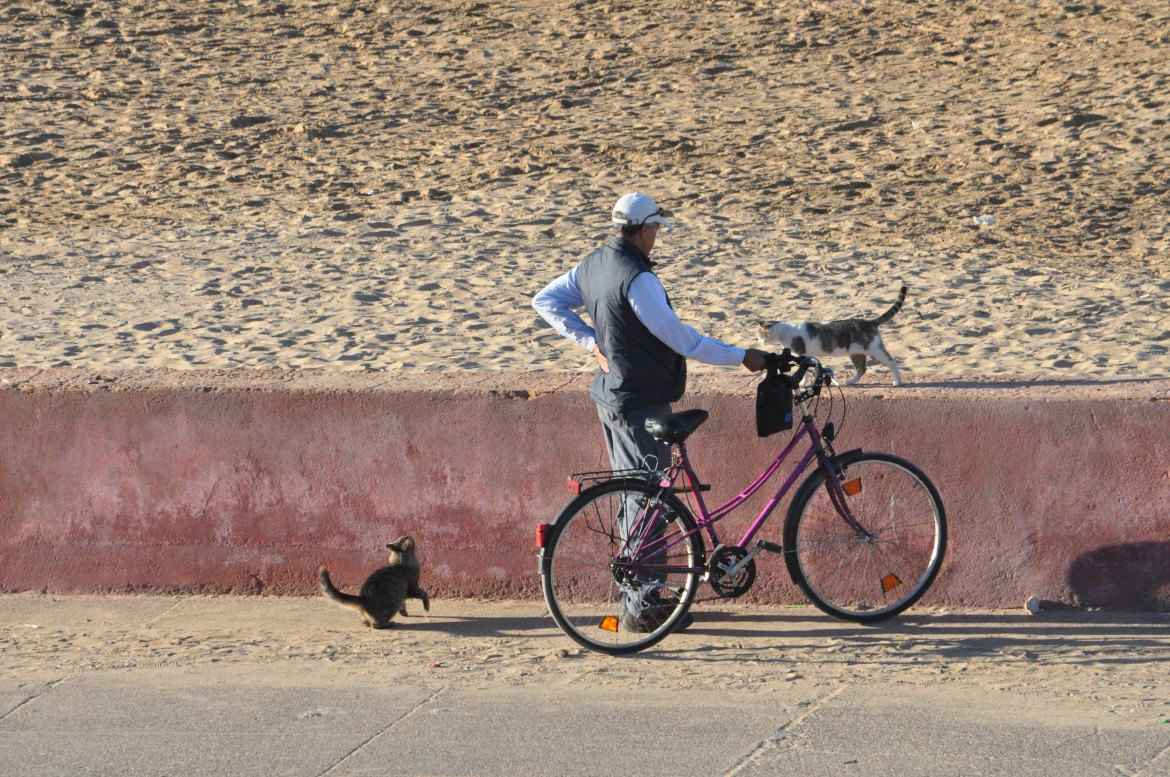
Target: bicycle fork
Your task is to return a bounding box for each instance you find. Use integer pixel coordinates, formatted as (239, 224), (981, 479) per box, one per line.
(822, 455), (879, 542)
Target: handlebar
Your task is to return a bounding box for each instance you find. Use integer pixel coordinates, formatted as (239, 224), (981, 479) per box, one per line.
(764, 350), (833, 402)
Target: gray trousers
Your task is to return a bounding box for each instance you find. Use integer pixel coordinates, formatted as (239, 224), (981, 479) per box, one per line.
(596, 403), (673, 617)
(596, 403), (672, 474)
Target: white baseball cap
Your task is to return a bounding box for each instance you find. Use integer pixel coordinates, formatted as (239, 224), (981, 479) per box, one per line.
(612, 192), (674, 231)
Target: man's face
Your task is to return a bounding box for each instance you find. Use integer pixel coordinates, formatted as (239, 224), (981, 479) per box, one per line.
(640, 222), (661, 254)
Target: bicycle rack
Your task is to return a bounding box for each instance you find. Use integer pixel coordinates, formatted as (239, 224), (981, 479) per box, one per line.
(564, 468), (654, 495)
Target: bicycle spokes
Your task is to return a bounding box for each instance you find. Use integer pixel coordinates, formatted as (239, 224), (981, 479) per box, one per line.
(784, 452), (946, 622)
(542, 480), (704, 654)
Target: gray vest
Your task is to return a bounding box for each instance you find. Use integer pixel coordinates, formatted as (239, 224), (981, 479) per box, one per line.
(577, 237), (686, 412)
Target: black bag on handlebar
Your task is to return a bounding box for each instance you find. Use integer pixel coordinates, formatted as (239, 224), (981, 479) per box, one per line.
(755, 356), (795, 437)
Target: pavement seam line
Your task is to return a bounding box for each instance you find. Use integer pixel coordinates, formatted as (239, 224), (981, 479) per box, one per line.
(0, 676), (70, 724)
(1134, 737), (1170, 777)
(316, 685), (447, 777)
(721, 685), (847, 777)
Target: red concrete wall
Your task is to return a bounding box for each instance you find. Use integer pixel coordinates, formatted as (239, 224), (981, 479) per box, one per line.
(1, 369), (1168, 609)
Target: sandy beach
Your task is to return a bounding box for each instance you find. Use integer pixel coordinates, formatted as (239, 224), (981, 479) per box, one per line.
(1, 0), (1167, 381)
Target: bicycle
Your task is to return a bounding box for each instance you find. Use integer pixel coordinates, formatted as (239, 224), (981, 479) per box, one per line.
(536, 351), (947, 654)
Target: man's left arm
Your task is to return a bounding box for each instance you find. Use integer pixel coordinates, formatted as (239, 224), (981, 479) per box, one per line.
(628, 274), (747, 366)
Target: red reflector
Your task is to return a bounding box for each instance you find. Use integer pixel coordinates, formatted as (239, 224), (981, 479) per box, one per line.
(536, 524), (550, 548)
(565, 478), (582, 495)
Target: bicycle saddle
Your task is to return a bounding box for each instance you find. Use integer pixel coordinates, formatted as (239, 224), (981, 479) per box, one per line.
(644, 409), (709, 444)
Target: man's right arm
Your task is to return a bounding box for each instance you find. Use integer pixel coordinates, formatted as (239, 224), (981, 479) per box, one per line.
(532, 265), (597, 351)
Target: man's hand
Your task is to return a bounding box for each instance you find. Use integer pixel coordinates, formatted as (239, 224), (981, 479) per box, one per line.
(741, 348), (769, 372)
(594, 344), (610, 373)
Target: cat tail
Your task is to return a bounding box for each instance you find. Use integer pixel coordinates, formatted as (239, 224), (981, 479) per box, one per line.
(318, 567), (365, 611)
(873, 285), (908, 326)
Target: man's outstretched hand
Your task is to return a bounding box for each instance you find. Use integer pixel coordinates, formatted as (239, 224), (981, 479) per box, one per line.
(742, 348), (769, 372)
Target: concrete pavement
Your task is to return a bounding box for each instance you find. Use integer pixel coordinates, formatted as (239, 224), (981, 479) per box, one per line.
(2, 594), (1168, 776)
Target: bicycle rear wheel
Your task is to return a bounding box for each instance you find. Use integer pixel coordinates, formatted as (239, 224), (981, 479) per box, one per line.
(783, 451), (946, 622)
(541, 479), (703, 655)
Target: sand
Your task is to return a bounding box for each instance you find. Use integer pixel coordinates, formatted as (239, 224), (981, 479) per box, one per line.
(1, 0), (1167, 382)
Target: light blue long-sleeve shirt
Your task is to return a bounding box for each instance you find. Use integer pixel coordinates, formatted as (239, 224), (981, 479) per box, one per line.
(532, 263), (746, 367)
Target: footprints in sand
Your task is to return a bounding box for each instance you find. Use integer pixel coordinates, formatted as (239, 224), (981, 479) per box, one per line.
(0, 1), (1167, 376)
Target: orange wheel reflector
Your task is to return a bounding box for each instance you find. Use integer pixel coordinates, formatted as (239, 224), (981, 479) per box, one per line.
(881, 574), (902, 593)
(600, 616), (619, 632)
(843, 478), (862, 496)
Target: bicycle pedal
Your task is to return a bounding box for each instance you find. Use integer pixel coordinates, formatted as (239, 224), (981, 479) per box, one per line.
(672, 483), (711, 493)
(755, 540), (784, 555)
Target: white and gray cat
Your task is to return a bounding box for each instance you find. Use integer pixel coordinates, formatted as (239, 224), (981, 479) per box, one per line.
(319, 535), (430, 629)
(757, 285), (907, 386)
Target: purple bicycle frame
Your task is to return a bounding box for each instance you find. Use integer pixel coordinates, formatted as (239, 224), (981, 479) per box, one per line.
(622, 415), (852, 575)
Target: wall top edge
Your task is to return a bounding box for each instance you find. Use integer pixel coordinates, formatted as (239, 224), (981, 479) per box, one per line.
(0, 367), (1167, 402)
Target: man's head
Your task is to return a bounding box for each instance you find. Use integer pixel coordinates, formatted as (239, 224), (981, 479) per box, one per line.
(612, 192), (673, 254)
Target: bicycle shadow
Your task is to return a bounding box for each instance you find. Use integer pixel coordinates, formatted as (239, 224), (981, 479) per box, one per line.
(652, 608), (1170, 668)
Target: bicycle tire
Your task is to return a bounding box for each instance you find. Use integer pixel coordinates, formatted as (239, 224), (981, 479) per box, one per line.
(541, 479), (704, 655)
(783, 451), (946, 623)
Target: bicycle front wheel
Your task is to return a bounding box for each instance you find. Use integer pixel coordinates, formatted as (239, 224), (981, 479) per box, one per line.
(541, 479), (703, 655)
(783, 451), (946, 622)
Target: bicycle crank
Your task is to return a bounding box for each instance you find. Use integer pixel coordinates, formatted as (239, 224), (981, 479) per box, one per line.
(707, 545), (757, 598)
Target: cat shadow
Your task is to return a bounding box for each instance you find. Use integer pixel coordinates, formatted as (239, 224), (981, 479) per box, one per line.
(904, 377), (1168, 390)
(1068, 541), (1170, 609)
(389, 614), (554, 639)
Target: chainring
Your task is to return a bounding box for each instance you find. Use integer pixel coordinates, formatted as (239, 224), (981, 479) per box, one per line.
(708, 545), (756, 598)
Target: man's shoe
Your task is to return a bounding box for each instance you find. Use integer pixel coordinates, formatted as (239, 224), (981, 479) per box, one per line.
(621, 609), (695, 634)
(621, 590), (694, 633)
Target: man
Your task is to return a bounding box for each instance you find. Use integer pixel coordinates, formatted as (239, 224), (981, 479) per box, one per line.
(533, 192), (768, 631)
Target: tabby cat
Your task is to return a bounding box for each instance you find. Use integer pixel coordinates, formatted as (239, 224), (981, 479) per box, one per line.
(757, 285), (907, 386)
(319, 536), (430, 629)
